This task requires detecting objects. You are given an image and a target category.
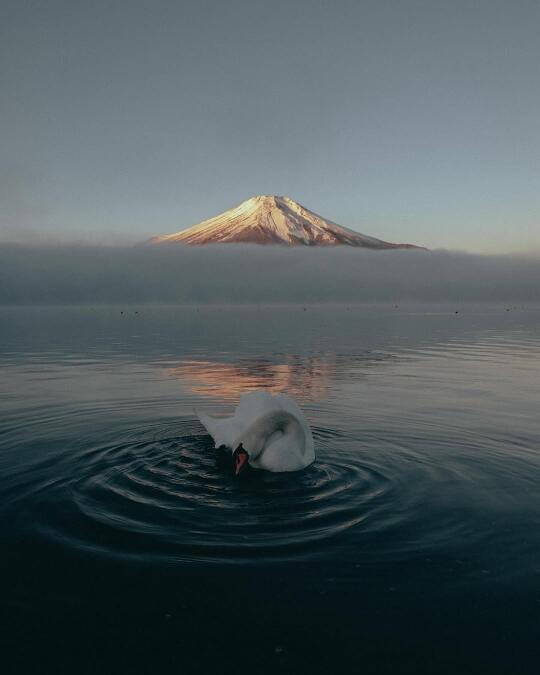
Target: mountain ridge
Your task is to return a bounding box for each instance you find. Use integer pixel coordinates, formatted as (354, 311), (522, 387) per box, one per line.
(149, 195), (424, 249)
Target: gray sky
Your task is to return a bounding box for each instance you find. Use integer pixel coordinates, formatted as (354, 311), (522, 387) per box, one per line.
(2, 0), (539, 252)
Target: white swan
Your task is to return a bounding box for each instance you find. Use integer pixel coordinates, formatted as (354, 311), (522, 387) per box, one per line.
(197, 391), (315, 474)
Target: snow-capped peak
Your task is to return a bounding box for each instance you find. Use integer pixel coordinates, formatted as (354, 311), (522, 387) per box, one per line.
(149, 195), (423, 249)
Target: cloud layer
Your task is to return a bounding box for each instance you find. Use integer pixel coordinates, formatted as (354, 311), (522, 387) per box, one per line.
(1, 244), (539, 304)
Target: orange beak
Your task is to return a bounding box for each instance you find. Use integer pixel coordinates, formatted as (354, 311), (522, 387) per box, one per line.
(233, 445), (249, 475)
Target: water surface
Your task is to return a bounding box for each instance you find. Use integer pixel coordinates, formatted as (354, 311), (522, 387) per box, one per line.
(1, 305), (539, 674)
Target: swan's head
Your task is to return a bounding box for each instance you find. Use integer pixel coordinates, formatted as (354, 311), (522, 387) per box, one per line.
(232, 443), (249, 476)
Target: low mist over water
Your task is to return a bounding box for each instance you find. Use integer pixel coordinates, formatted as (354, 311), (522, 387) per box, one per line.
(1, 244), (539, 304)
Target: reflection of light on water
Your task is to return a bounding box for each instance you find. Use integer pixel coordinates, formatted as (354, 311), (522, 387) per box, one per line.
(165, 358), (333, 402)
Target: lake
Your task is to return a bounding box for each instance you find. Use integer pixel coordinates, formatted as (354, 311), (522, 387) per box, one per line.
(1, 304), (539, 674)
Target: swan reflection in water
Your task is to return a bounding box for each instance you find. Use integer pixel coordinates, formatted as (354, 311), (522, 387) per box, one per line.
(165, 357), (334, 402)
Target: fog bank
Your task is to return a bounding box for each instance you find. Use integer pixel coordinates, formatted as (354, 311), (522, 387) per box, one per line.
(1, 244), (538, 304)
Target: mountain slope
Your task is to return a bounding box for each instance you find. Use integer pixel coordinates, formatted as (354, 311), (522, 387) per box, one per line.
(149, 195), (422, 248)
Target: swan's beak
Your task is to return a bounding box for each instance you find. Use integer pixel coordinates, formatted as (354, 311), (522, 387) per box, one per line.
(233, 444), (249, 476)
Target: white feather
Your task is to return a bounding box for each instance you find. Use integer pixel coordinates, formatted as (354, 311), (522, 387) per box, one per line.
(197, 391), (315, 473)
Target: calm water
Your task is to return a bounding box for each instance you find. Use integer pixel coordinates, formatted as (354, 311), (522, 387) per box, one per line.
(1, 305), (540, 674)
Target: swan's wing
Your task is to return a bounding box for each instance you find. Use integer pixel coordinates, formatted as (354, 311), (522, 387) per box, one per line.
(235, 390), (283, 420)
(198, 392), (280, 449)
(272, 393), (315, 458)
(273, 393), (306, 419)
(237, 391), (314, 445)
(197, 412), (241, 450)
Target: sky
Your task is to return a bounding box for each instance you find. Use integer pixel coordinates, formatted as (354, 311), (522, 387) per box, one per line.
(1, 0), (539, 253)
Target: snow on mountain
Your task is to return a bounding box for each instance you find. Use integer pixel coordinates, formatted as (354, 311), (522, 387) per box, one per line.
(149, 195), (423, 248)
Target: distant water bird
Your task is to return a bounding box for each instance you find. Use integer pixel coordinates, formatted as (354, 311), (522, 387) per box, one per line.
(198, 391), (315, 474)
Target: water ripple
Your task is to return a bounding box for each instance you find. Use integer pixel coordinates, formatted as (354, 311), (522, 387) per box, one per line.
(3, 411), (532, 568)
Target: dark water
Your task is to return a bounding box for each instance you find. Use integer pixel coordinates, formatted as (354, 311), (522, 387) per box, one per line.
(1, 305), (540, 674)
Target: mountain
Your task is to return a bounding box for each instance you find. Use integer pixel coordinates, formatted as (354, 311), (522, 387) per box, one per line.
(149, 195), (423, 248)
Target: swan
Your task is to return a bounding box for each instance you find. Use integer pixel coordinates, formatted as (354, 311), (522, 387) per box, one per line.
(197, 391), (315, 474)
